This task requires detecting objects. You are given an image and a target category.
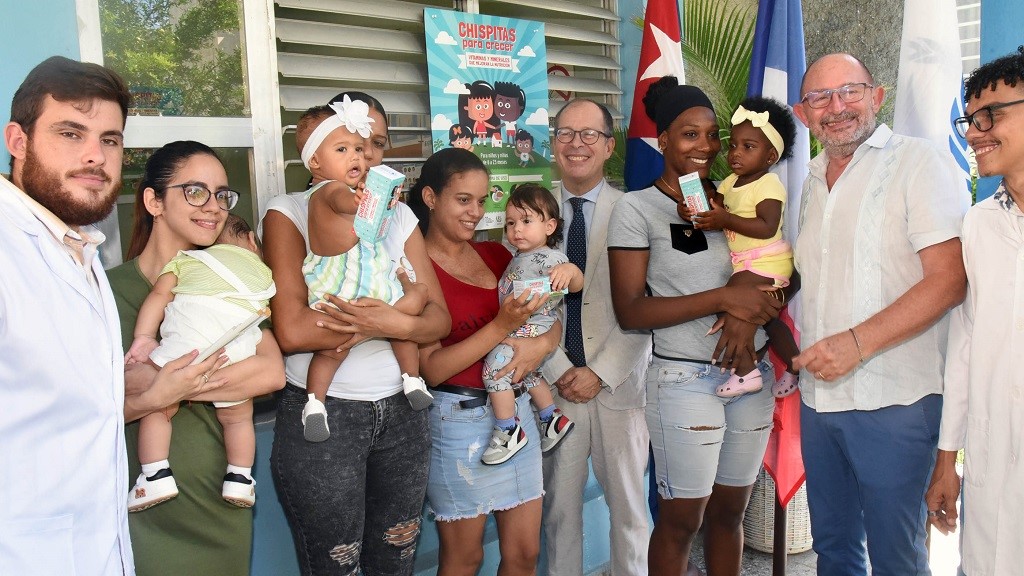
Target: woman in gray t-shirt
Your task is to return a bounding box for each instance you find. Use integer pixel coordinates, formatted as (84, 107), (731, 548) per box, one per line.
(607, 77), (785, 576)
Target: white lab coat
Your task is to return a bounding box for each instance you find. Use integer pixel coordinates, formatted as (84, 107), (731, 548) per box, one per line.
(939, 193), (1024, 576)
(0, 176), (134, 574)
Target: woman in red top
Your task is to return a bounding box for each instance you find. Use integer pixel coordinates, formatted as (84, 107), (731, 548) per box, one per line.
(408, 148), (561, 575)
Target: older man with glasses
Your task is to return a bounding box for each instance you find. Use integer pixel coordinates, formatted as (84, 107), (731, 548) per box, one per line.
(927, 46), (1024, 576)
(540, 98), (652, 576)
(790, 53), (970, 575)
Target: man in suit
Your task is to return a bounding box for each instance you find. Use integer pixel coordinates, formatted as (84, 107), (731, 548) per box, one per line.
(541, 98), (652, 576)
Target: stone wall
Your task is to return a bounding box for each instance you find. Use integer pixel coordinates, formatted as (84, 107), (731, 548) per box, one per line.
(802, 0), (903, 123)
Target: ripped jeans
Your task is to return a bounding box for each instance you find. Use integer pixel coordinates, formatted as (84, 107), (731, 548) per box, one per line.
(271, 384), (430, 575)
(647, 358), (774, 500)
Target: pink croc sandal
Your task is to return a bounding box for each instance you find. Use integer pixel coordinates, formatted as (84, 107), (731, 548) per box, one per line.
(773, 371), (799, 398)
(715, 369), (763, 398)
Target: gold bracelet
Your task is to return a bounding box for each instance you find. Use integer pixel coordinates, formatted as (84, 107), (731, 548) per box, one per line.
(849, 327), (865, 363)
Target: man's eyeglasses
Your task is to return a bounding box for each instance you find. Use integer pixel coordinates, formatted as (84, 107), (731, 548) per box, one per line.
(554, 128), (611, 145)
(800, 83), (874, 109)
(953, 98), (1024, 138)
(167, 183), (239, 211)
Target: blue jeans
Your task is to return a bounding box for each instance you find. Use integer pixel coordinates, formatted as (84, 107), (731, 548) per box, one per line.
(801, 394), (941, 576)
(271, 384), (430, 576)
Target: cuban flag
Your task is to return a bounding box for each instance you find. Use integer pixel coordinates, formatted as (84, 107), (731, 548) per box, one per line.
(623, 0), (685, 192)
(893, 0), (971, 191)
(746, 0), (809, 508)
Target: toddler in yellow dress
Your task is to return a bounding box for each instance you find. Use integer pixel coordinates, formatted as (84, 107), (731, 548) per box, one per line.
(685, 96), (801, 398)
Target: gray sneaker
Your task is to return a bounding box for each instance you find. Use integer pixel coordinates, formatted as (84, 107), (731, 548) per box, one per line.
(402, 373), (433, 411)
(302, 394), (330, 442)
(539, 409), (575, 453)
(481, 421), (528, 465)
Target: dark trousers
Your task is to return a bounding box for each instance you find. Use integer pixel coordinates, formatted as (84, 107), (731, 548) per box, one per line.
(271, 384), (430, 575)
(801, 395), (941, 576)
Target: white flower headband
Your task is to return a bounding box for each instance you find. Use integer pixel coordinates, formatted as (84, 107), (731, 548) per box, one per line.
(300, 95), (376, 169)
(731, 105), (784, 158)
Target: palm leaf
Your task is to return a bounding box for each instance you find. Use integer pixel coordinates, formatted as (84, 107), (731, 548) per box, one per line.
(681, 0), (755, 180)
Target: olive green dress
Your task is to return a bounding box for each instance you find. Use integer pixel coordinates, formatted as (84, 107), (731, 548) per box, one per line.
(107, 259), (252, 576)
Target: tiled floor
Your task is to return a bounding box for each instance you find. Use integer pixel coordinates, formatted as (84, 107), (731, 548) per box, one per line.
(683, 524), (961, 575)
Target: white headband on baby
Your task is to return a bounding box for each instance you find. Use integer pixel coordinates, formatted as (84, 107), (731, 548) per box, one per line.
(300, 95), (375, 169)
(731, 105), (784, 158)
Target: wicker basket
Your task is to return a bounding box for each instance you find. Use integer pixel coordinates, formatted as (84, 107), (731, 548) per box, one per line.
(743, 469), (813, 554)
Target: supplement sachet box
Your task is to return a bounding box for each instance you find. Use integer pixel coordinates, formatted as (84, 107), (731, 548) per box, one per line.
(678, 171), (710, 214)
(355, 164), (406, 242)
(512, 277), (568, 301)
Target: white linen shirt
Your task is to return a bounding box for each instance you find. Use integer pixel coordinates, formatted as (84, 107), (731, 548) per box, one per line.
(793, 124), (968, 412)
(938, 185), (1024, 576)
(0, 175), (134, 575)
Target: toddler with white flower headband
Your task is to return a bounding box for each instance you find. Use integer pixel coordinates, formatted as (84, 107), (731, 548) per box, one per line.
(682, 96), (802, 399)
(296, 97), (432, 443)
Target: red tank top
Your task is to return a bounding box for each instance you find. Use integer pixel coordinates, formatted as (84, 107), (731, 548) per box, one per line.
(432, 241), (513, 390)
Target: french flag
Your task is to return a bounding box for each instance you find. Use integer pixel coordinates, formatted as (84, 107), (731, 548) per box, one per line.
(623, 0), (685, 192)
(747, 0), (809, 508)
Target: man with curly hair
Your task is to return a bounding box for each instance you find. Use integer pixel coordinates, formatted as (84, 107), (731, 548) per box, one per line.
(926, 46), (1024, 576)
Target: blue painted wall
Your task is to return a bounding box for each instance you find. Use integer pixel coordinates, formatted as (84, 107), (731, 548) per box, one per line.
(0, 0), (82, 168)
(975, 0), (1023, 201)
(253, 416), (634, 575)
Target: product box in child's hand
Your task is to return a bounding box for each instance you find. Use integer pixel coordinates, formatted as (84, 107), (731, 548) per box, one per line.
(355, 165), (406, 242)
(512, 277), (568, 301)
(678, 171), (710, 214)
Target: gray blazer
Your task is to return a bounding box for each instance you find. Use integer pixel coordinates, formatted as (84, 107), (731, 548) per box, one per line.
(542, 180), (652, 410)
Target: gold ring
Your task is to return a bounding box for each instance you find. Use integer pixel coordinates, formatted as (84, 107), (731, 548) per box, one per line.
(816, 371), (824, 379)
(202, 374), (209, 384)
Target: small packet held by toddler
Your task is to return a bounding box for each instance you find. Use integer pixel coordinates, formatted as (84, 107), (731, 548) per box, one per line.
(678, 171), (710, 214)
(355, 165), (406, 242)
(512, 277), (568, 301)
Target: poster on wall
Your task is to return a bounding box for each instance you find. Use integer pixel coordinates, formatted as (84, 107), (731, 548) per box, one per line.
(423, 7), (552, 229)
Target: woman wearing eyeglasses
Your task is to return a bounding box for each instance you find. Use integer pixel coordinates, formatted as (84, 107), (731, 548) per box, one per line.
(108, 140), (285, 576)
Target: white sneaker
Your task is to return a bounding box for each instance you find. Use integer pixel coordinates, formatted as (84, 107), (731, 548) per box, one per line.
(222, 473), (256, 508)
(481, 420), (528, 465)
(402, 373), (433, 411)
(302, 394), (330, 442)
(539, 409), (575, 453)
(128, 468), (179, 512)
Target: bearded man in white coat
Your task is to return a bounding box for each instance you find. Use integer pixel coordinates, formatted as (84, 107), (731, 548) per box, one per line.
(927, 46), (1024, 576)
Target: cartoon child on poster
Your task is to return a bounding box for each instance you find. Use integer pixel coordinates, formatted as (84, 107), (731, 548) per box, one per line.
(459, 80), (497, 146)
(449, 124), (474, 151)
(494, 81), (525, 146)
(515, 129), (536, 167)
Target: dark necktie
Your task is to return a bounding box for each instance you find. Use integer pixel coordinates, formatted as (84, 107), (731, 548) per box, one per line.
(564, 197), (587, 367)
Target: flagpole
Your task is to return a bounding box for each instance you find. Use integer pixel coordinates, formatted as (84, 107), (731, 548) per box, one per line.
(744, 0), (810, 571)
(773, 499), (787, 575)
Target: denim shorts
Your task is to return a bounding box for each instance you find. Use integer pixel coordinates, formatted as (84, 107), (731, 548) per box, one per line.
(426, 390), (543, 521)
(647, 357), (775, 500)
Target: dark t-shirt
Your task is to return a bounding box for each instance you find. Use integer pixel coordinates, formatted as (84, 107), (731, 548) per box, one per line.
(106, 259), (252, 576)
(432, 241), (512, 390)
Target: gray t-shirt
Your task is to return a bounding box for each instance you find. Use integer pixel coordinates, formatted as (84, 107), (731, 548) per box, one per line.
(498, 246), (567, 335)
(607, 185), (767, 360)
